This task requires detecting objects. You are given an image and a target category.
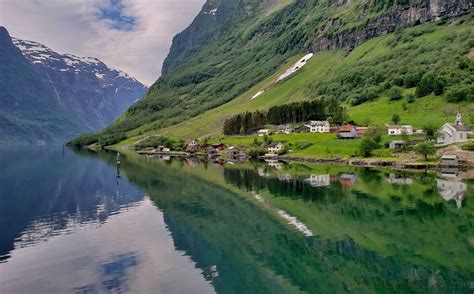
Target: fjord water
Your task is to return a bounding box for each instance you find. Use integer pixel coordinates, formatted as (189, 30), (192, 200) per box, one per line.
(0, 147), (472, 293)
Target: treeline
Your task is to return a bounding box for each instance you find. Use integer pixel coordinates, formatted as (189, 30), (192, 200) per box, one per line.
(223, 99), (347, 135)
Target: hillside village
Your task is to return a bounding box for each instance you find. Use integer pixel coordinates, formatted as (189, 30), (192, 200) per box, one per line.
(135, 111), (473, 168)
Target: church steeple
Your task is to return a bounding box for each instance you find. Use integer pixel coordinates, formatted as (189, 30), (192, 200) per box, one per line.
(455, 112), (463, 126)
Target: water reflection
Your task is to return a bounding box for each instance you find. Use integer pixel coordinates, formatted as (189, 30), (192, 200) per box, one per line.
(1, 149), (473, 292)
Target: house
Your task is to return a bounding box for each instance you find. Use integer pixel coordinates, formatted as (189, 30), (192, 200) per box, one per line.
(211, 143), (226, 150)
(355, 126), (368, 137)
(306, 174), (330, 187)
(337, 125), (358, 139)
(305, 121), (330, 133)
(267, 142), (284, 154)
(388, 125), (413, 136)
(257, 129), (270, 136)
(162, 147), (171, 152)
(186, 140), (200, 154)
(277, 125), (293, 134)
(436, 179), (467, 209)
(437, 113), (471, 145)
(389, 140), (408, 150)
(440, 155), (459, 166)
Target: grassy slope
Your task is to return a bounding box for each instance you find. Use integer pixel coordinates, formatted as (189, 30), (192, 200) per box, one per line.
(117, 20), (473, 147)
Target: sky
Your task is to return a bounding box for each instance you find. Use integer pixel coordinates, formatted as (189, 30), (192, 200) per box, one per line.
(0, 0), (206, 85)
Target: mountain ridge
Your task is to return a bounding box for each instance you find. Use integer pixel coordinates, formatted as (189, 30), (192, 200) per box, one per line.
(0, 26), (147, 144)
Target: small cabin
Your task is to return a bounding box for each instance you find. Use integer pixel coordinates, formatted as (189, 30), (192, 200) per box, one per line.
(257, 129), (270, 137)
(440, 155), (459, 166)
(277, 125), (293, 134)
(337, 125), (357, 139)
(389, 140), (407, 150)
(268, 142), (284, 154)
(388, 125), (413, 136)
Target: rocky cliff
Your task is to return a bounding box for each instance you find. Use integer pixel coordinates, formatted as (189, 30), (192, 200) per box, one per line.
(311, 0), (473, 52)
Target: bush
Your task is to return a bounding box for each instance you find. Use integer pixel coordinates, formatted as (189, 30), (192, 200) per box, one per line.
(462, 142), (474, 151)
(359, 137), (379, 157)
(387, 86), (403, 100)
(296, 141), (313, 150)
(445, 84), (474, 102)
(407, 93), (415, 103)
(414, 142), (436, 161)
(415, 73), (435, 97)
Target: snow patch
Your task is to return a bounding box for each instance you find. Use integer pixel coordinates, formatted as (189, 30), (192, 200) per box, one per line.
(95, 72), (105, 79)
(251, 90), (265, 99)
(277, 53), (314, 82)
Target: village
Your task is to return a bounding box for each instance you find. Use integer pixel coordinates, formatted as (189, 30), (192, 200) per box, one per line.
(136, 112), (474, 169)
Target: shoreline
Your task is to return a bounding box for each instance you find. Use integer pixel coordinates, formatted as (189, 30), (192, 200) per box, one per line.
(107, 146), (473, 171)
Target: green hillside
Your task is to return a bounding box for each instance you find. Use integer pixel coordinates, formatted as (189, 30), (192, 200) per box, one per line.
(69, 0), (474, 147)
(123, 19), (473, 144)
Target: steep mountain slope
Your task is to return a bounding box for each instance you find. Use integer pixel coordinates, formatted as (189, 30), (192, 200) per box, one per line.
(70, 0), (473, 146)
(0, 26), (147, 145)
(0, 27), (81, 144)
(12, 37), (147, 131)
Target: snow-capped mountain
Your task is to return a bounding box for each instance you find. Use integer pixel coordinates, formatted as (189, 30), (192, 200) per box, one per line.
(12, 37), (148, 132)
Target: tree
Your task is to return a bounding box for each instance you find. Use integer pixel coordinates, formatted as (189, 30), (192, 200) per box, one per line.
(423, 124), (438, 142)
(391, 114), (400, 125)
(400, 131), (410, 151)
(365, 125), (384, 145)
(415, 73), (434, 97)
(414, 142), (435, 161)
(359, 137), (378, 157)
(387, 86), (403, 100)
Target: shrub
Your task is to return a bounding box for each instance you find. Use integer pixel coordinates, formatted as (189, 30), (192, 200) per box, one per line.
(415, 73), (435, 97)
(407, 93), (415, 103)
(387, 86), (403, 100)
(414, 142), (436, 161)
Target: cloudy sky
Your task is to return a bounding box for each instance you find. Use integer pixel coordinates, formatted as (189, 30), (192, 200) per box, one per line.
(0, 0), (206, 85)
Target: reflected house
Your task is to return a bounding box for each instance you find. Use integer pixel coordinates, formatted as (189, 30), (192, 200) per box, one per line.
(265, 159), (283, 170)
(277, 174), (293, 182)
(436, 179), (467, 209)
(387, 173), (413, 185)
(306, 174), (330, 187)
(207, 146), (218, 159)
(338, 173), (357, 186)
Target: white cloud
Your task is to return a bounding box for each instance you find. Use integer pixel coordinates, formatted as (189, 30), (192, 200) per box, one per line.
(0, 0), (206, 85)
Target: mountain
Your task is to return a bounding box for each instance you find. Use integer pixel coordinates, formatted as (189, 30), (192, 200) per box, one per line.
(0, 26), (81, 144)
(0, 26), (147, 145)
(69, 0), (473, 147)
(12, 38), (148, 131)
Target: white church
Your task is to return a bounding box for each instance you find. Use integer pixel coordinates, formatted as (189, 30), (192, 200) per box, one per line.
(437, 113), (471, 145)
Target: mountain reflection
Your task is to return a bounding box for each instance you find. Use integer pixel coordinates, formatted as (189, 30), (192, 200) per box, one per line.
(107, 155), (473, 292)
(0, 147), (144, 262)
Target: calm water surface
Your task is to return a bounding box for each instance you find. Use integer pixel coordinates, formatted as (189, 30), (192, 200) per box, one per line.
(0, 147), (472, 293)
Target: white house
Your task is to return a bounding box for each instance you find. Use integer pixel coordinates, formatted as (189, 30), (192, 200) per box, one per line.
(306, 174), (330, 187)
(277, 125), (293, 134)
(257, 129), (270, 137)
(437, 113), (471, 145)
(268, 142), (284, 153)
(387, 125), (413, 136)
(305, 121), (330, 133)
